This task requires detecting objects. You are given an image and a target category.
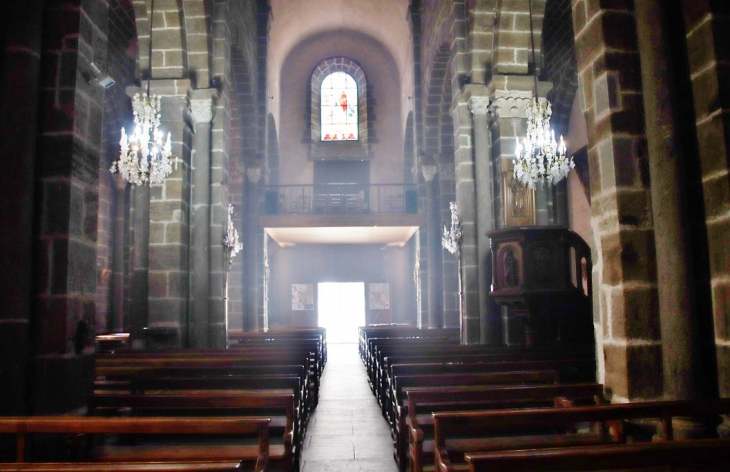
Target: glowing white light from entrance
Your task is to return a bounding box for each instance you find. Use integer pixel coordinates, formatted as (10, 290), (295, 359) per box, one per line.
(318, 282), (365, 344)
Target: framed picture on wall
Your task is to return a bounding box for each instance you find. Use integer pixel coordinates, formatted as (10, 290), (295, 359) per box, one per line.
(292, 284), (314, 310)
(369, 283), (390, 310)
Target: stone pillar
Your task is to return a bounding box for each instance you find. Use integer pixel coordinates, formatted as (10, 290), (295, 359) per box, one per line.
(486, 76), (546, 229)
(31, 0), (109, 413)
(189, 90), (216, 347)
(636, 0), (713, 435)
(245, 166), (262, 331)
(110, 175), (127, 333)
(572, 0), (662, 402)
(130, 184), (150, 347)
(468, 93), (498, 345)
(0, 0), (43, 415)
(145, 80), (192, 349)
(423, 164), (443, 329)
(680, 0), (730, 400)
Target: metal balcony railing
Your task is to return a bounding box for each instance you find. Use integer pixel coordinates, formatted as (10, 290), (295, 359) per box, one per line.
(260, 184), (419, 215)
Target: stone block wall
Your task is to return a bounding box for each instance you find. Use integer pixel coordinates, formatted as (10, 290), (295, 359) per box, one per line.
(493, 0), (545, 75)
(571, 0), (661, 401)
(466, 0), (496, 85)
(147, 87), (191, 342)
(96, 0), (137, 334)
(148, 0), (185, 79)
(32, 0), (110, 413)
(681, 1), (730, 397)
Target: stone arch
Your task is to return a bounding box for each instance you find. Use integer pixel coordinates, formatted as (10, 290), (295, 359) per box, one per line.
(422, 44), (451, 158)
(226, 46), (257, 332)
(309, 57), (369, 147)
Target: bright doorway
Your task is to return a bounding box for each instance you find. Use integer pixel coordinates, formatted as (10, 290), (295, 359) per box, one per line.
(318, 282), (365, 344)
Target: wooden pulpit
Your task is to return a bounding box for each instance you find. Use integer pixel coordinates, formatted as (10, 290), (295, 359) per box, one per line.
(488, 227), (593, 347)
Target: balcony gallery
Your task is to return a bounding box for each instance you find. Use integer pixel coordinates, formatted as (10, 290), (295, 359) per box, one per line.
(259, 184), (424, 247)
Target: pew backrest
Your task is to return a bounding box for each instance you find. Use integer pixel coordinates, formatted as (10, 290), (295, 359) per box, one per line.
(465, 438), (730, 472)
(0, 416), (270, 466)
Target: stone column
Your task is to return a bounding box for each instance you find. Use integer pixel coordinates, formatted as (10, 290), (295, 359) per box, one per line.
(30, 0), (109, 412)
(144, 80), (192, 349)
(110, 175), (127, 332)
(468, 94), (498, 345)
(486, 76), (547, 228)
(635, 0), (712, 434)
(245, 166), (263, 331)
(189, 90), (216, 348)
(572, 0), (663, 402)
(0, 0), (43, 415)
(422, 164), (443, 329)
(130, 184), (150, 347)
(680, 0), (730, 401)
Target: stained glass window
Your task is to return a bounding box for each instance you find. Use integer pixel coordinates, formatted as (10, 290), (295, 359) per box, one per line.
(321, 72), (358, 141)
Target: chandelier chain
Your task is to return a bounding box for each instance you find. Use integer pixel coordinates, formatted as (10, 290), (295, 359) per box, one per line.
(513, 0), (574, 190)
(110, 0), (178, 186)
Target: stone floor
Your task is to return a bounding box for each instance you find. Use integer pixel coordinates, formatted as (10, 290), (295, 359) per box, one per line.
(301, 343), (399, 471)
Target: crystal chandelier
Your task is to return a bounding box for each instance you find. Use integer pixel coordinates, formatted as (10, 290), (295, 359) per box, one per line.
(223, 204), (243, 268)
(111, 93), (177, 185)
(442, 201), (462, 256)
(110, 0), (177, 186)
(513, 100), (572, 189)
(513, 0), (574, 190)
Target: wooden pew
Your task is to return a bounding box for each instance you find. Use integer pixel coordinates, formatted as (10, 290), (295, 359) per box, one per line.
(96, 348), (318, 408)
(465, 438), (730, 472)
(388, 370), (558, 472)
(366, 336), (459, 386)
(374, 344), (594, 403)
(94, 374), (308, 450)
(90, 392), (295, 472)
(386, 358), (595, 421)
(0, 417), (269, 472)
(404, 383), (605, 472)
(363, 330), (460, 374)
(0, 462), (244, 472)
(388, 370), (560, 429)
(228, 328), (327, 365)
(432, 398), (730, 472)
(358, 325), (440, 361)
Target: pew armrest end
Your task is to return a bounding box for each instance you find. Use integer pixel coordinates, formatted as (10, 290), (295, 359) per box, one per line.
(254, 453), (269, 472)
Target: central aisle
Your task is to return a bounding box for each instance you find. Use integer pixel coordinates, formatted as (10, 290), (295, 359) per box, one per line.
(301, 343), (399, 471)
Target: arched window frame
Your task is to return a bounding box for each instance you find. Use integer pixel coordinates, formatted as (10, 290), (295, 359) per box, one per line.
(320, 71), (359, 141)
(310, 57), (369, 159)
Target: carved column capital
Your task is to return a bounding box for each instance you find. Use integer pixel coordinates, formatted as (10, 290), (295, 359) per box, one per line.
(421, 164), (438, 182)
(188, 97), (215, 124)
(246, 166), (263, 184)
(187, 88), (218, 125)
(488, 89), (536, 119)
(468, 96), (491, 116)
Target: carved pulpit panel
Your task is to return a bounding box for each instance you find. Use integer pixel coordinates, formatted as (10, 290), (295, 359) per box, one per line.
(503, 172), (536, 227)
